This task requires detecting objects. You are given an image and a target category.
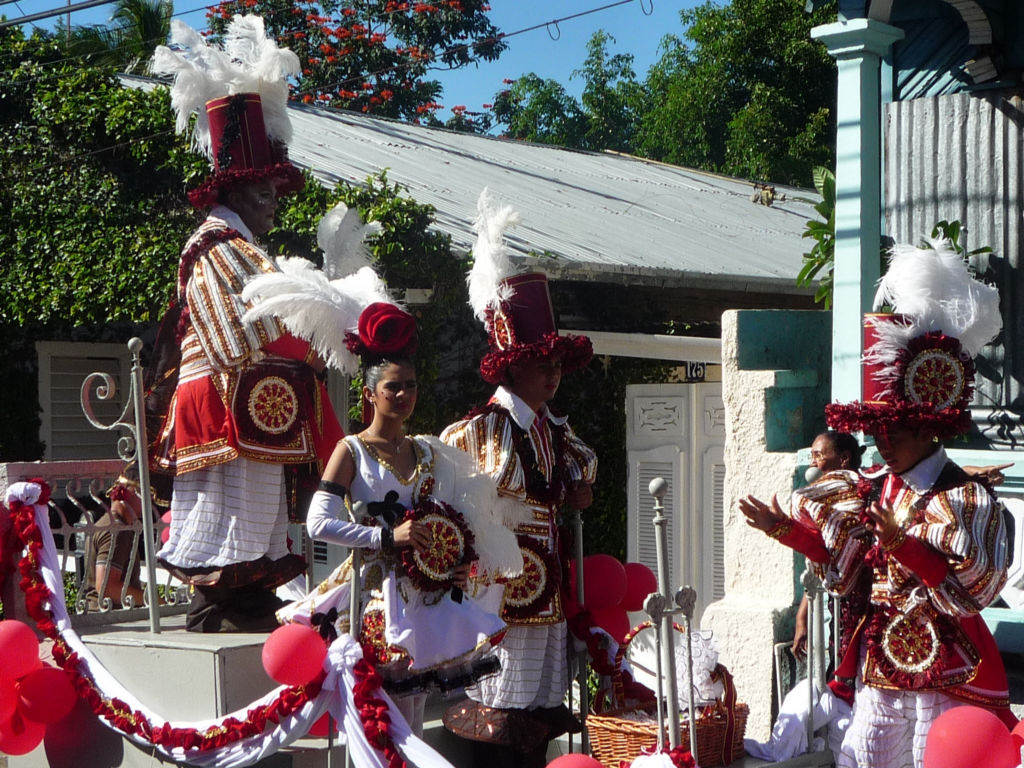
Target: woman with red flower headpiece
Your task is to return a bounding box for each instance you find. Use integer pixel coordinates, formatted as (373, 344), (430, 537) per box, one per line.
(278, 302), (522, 736)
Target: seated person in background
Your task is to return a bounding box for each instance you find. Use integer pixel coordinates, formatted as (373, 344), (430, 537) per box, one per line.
(84, 472), (148, 610)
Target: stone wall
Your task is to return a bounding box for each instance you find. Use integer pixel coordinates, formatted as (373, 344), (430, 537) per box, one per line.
(702, 309), (831, 740)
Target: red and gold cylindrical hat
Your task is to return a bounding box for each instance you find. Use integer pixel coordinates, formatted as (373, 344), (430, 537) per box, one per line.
(479, 273), (593, 385)
(187, 93), (305, 208)
(825, 313), (974, 439)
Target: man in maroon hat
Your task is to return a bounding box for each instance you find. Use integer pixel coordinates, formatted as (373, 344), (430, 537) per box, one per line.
(441, 270), (597, 767)
(740, 240), (1011, 768)
(149, 92), (341, 632)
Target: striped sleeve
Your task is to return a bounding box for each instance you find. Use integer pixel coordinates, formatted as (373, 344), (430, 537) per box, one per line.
(185, 236), (283, 371)
(791, 470), (871, 595)
(441, 412), (527, 502)
(561, 422), (597, 485)
(909, 481), (1008, 616)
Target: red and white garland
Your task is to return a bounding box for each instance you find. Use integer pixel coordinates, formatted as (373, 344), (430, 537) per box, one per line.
(1, 481), (453, 768)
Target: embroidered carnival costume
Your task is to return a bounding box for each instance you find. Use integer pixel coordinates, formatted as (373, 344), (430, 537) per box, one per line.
(276, 301), (523, 735)
(440, 190), (597, 768)
(147, 18), (343, 631)
(745, 239), (1011, 768)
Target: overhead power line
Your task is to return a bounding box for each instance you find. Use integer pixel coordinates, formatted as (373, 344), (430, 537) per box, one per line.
(0, 0), (115, 28)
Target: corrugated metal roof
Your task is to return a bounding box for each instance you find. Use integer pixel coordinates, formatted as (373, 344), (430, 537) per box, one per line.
(123, 76), (818, 295)
(286, 104), (818, 294)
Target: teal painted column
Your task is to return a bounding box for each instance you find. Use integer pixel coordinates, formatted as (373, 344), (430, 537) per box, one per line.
(811, 19), (903, 405)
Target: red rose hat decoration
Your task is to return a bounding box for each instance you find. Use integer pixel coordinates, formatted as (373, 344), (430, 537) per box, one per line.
(345, 302), (418, 361)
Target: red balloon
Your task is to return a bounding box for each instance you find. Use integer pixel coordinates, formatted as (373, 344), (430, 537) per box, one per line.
(17, 665), (76, 724)
(0, 711), (45, 756)
(581, 555), (627, 610)
(0, 622), (39, 681)
(622, 562), (659, 612)
(590, 605), (631, 643)
(262, 623), (327, 687)
(547, 754), (604, 768)
(160, 510), (173, 544)
(923, 706), (1017, 768)
(0, 677), (16, 722)
(308, 712), (333, 737)
(1012, 717), (1024, 749)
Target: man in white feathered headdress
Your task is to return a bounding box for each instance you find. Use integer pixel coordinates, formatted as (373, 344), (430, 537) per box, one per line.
(146, 16), (344, 632)
(741, 238), (1013, 768)
(440, 190), (597, 768)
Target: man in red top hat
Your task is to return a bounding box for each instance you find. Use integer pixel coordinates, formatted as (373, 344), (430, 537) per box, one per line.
(148, 22), (342, 632)
(441, 192), (597, 767)
(740, 239), (1011, 768)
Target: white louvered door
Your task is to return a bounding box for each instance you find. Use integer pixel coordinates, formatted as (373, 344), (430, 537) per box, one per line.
(626, 383), (725, 625)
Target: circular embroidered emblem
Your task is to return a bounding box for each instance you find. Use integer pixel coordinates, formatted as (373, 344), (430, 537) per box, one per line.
(504, 542), (548, 609)
(399, 497), (476, 593)
(413, 513), (466, 582)
(904, 349), (964, 410)
(881, 612), (940, 674)
(247, 376), (298, 435)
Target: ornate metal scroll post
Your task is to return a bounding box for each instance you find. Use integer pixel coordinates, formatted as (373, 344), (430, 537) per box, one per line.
(569, 506), (590, 752)
(80, 337), (161, 633)
(649, 477), (681, 749)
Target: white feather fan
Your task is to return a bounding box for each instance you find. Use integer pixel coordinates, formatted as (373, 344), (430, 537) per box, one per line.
(467, 188), (520, 323)
(150, 16), (299, 161)
(242, 262), (390, 375)
(317, 202), (382, 280)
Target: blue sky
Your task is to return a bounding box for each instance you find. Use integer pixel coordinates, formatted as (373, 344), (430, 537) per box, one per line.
(34, 0), (699, 122)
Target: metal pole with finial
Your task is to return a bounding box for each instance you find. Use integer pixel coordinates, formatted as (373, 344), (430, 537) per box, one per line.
(570, 506), (590, 752)
(649, 476), (681, 749)
(676, 585), (699, 766)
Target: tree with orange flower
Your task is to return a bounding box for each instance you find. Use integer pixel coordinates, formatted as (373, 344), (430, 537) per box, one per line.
(206, 0), (505, 121)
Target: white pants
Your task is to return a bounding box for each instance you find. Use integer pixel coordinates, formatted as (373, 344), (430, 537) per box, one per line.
(838, 683), (961, 768)
(159, 459), (288, 569)
(469, 622), (569, 710)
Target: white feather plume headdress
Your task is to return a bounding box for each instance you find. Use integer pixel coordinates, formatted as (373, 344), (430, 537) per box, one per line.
(866, 237), (1002, 372)
(467, 188), (521, 324)
(242, 206), (391, 375)
(150, 16), (299, 160)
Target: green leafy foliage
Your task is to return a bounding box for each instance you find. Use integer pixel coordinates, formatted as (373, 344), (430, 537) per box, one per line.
(638, 0), (836, 186)
(64, 0), (173, 73)
(797, 165), (836, 307)
(207, 0), (505, 122)
(493, 1), (837, 187)
(491, 74), (589, 146)
(926, 220), (993, 259)
(0, 31), (204, 328)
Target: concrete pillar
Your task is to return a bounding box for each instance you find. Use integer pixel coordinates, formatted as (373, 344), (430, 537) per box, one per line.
(811, 19), (903, 404)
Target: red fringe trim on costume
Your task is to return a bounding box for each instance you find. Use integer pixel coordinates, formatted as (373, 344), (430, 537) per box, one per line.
(188, 163), (305, 209)
(479, 332), (593, 385)
(825, 401), (971, 441)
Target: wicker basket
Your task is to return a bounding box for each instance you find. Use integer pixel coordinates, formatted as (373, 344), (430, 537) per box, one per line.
(587, 701), (749, 768)
(586, 621), (748, 767)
